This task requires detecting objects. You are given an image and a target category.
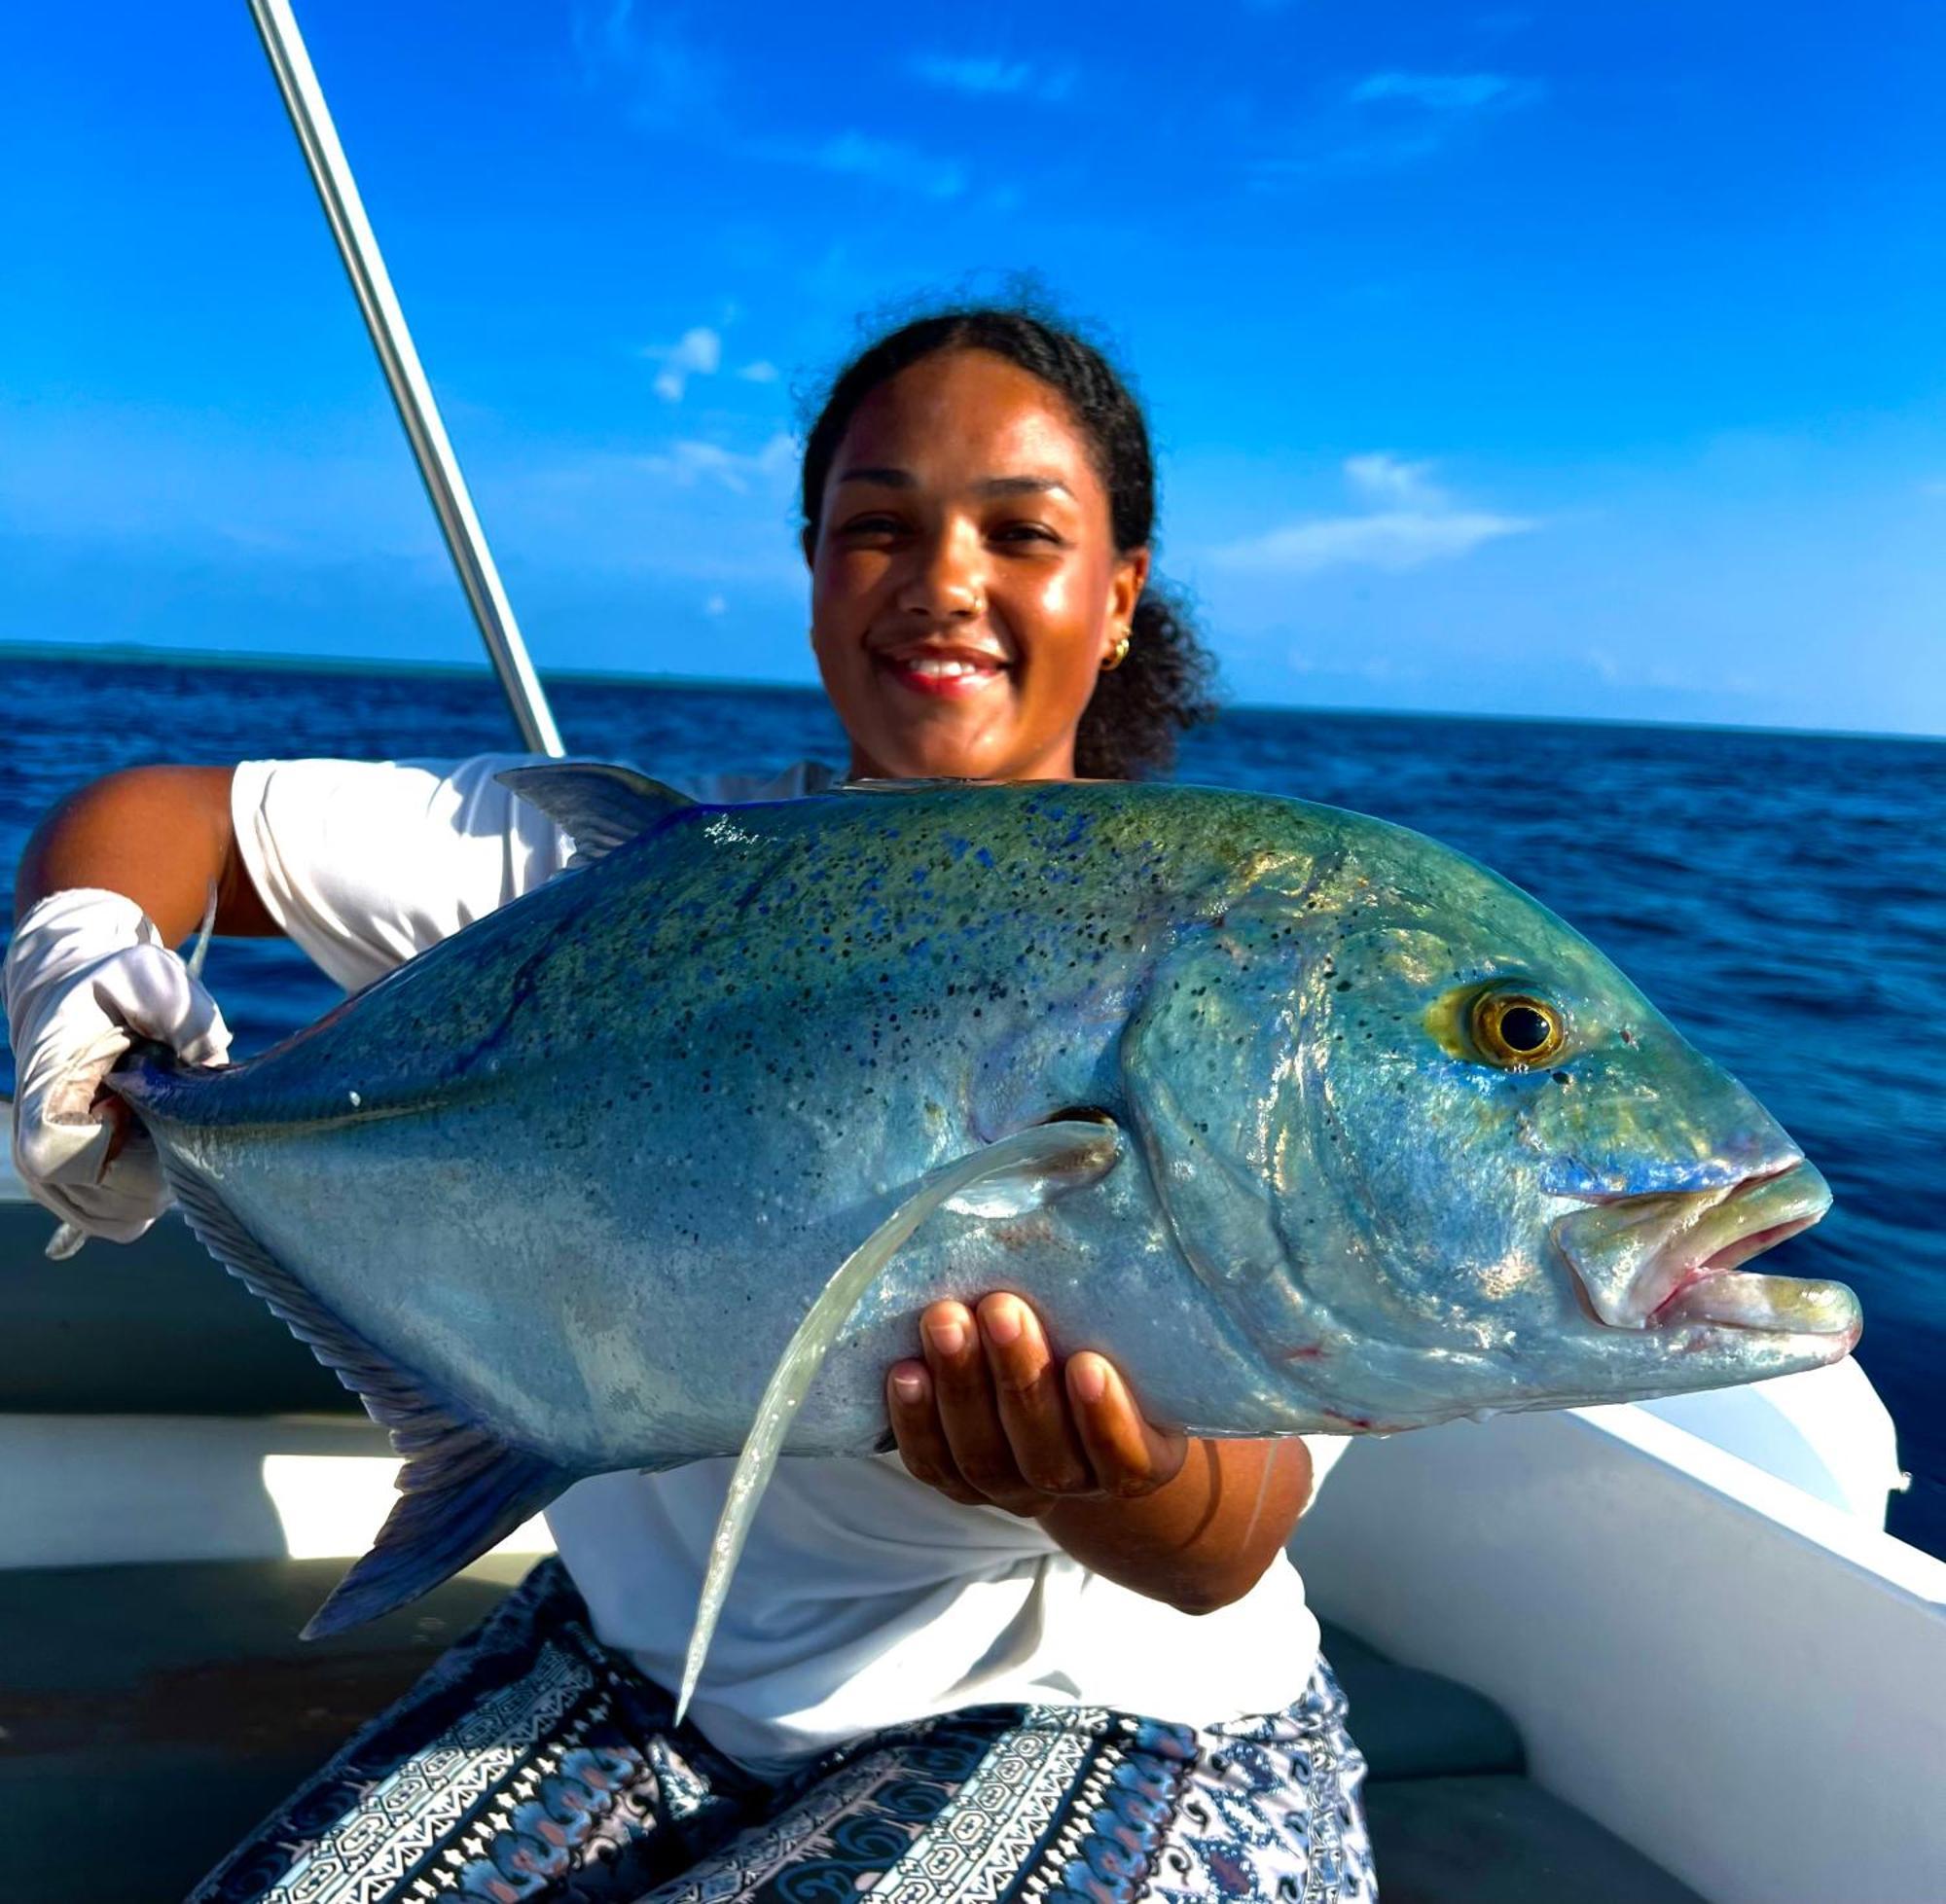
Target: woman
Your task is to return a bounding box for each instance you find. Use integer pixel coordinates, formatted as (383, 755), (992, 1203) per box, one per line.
(7, 308), (1375, 1901)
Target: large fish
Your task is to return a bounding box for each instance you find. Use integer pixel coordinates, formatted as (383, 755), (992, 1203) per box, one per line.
(111, 770), (1857, 1707)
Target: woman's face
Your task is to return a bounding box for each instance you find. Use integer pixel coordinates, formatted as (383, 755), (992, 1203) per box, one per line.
(807, 349), (1149, 782)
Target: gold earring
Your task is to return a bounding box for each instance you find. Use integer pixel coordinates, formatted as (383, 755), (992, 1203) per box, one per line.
(1101, 629), (1132, 671)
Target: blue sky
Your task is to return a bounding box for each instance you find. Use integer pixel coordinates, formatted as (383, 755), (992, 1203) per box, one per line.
(3, 1), (1941, 732)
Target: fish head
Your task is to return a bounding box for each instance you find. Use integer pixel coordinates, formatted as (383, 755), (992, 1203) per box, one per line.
(1121, 814), (1859, 1431)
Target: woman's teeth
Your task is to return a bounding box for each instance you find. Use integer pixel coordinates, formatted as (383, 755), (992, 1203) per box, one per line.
(882, 652), (1005, 696)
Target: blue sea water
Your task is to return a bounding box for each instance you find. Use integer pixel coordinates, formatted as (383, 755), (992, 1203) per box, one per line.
(4, 653), (1942, 1558)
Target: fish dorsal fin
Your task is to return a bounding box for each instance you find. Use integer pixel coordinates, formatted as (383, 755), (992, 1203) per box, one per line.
(677, 1118), (1122, 1723)
(496, 763), (695, 864)
(156, 1155), (575, 1636)
(835, 775), (1001, 794)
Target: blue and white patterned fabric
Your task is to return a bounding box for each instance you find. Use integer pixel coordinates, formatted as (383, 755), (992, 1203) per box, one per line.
(190, 1561), (1376, 1904)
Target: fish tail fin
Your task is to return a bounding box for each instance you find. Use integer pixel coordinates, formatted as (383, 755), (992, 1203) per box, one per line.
(45, 1045), (200, 1260)
(103, 1041), (202, 1125)
(159, 1157), (574, 1636)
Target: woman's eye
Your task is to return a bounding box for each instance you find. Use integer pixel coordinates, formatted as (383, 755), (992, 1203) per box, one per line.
(992, 522), (1063, 546)
(837, 515), (903, 539)
(1468, 989), (1568, 1068)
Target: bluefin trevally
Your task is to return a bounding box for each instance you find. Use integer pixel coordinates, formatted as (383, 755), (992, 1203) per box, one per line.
(110, 770), (1857, 1707)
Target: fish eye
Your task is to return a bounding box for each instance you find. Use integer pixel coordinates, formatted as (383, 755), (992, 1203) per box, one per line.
(1470, 990), (1567, 1068)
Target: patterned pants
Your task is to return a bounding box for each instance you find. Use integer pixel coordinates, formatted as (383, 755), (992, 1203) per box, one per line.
(191, 1561), (1376, 1904)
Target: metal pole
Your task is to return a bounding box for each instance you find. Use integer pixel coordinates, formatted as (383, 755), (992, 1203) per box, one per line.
(244, 0), (565, 757)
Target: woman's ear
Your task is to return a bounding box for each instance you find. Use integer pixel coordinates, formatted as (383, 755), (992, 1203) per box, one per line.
(1105, 548), (1152, 658)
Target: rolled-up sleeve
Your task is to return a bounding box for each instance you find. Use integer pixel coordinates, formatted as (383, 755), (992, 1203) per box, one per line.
(230, 754), (571, 992)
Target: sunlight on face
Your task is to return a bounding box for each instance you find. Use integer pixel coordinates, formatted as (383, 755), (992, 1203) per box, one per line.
(807, 350), (1148, 782)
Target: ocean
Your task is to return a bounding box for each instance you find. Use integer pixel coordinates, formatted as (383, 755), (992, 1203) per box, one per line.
(4, 652), (1941, 1559)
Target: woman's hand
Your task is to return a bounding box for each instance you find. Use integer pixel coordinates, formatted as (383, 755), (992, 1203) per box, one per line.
(886, 1294), (1186, 1516)
(887, 1294), (1315, 1614)
(4, 888), (232, 1242)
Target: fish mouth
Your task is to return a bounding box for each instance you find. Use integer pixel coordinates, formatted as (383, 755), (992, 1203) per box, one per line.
(1553, 1162), (1857, 1341)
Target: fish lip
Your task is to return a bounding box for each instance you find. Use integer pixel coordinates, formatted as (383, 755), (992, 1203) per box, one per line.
(1553, 1161), (1841, 1333)
(1646, 1213), (1822, 1321)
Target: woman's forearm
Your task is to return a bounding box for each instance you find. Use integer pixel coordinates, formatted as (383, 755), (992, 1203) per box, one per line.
(1037, 1435), (1313, 1614)
(16, 766), (278, 942)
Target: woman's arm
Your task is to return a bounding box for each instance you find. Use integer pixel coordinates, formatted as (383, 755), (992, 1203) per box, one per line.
(887, 1295), (1314, 1615)
(16, 765), (278, 941)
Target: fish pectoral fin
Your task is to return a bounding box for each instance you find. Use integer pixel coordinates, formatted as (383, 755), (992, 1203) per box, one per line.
(160, 1160), (575, 1636)
(496, 763), (695, 865)
(942, 1117), (1122, 1216)
(676, 1121), (1121, 1723)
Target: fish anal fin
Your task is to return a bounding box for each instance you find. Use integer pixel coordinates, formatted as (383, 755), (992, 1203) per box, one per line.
(496, 763), (695, 865)
(162, 1162), (575, 1635)
(302, 1446), (564, 1638)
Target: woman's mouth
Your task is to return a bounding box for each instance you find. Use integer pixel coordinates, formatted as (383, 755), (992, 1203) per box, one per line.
(875, 648), (1010, 701)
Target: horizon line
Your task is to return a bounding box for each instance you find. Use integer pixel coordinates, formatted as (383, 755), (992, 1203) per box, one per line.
(1, 636), (1937, 749)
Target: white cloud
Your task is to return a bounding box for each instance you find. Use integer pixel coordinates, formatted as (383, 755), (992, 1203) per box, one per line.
(571, 1), (723, 131)
(705, 593), (728, 616)
(736, 359), (780, 383)
(1342, 451), (1446, 509)
(635, 431), (796, 494)
(1285, 645), (1421, 685)
(640, 326), (723, 402)
(1921, 479), (1946, 499)
(1255, 67), (1543, 181)
(1213, 452), (1536, 575)
(1348, 71), (1535, 113)
(1584, 646), (1759, 700)
(814, 131), (965, 198)
(908, 54), (1074, 103)
(573, 12), (969, 202)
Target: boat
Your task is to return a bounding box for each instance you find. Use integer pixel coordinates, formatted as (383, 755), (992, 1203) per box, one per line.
(6, 6), (1941, 1897)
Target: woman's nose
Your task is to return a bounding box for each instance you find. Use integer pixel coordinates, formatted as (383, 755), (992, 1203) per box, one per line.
(896, 521), (989, 619)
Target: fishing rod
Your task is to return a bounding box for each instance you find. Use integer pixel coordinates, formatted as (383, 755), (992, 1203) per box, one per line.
(243, 0), (564, 757)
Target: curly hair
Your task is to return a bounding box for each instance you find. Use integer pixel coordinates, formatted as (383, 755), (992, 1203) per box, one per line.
(799, 304), (1220, 781)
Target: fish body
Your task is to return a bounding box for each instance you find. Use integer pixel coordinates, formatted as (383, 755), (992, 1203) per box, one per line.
(112, 773), (1857, 1634)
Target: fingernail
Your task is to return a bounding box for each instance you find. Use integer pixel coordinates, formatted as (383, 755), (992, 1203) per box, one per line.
(1069, 1356), (1107, 1404)
(926, 1316), (967, 1356)
(983, 1300), (1022, 1347)
(890, 1370), (925, 1404)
